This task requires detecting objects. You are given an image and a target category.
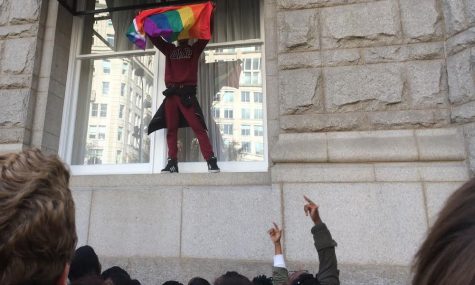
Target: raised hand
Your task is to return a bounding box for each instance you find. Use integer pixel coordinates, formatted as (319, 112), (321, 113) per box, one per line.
(268, 222), (282, 244)
(304, 195), (322, 225)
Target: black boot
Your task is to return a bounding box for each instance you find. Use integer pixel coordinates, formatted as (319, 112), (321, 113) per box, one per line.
(206, 156), (220, 173)
(161, 158), (179, 173)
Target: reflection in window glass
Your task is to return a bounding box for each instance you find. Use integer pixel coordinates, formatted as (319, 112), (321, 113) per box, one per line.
(241, 108), (251, 119)
(254, 125), (263, 136)
(241, 91), (250, 102)
(73, 0), (264, 166)
(102, 82), (109, 95)
(254, 92), (263, 103)
(201, 45), (265, 162)
(100, 104), (107, 117)
(241, 125), (250, 136)
(254, 109), (262, 120)
(71, 55), (154, 165)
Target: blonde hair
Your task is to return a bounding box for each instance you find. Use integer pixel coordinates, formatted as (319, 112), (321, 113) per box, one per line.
(0, 148), (77, 285)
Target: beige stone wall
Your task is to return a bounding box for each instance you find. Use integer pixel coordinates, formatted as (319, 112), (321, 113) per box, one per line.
(0, 0), (45, 153)
(0, 0), (474, 284)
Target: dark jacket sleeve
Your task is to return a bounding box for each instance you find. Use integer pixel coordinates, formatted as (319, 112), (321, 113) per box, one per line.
(150, 36), (174, 56)
(312, 223), (340, 285)
(192, 39), (209, 55)
(272, 266), (289, 285)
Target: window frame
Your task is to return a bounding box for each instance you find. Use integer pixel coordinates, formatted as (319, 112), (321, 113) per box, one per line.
(59, 1), (268, 175)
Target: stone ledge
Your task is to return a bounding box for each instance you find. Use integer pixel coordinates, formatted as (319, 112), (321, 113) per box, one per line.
(70, 172), (271, 188)
(271, 162), (469, 183)
(271, 128), (467, 163)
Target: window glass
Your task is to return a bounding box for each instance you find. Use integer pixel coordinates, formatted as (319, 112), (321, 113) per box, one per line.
(67, 0), (264, 170)
(71, 55), (154, 165)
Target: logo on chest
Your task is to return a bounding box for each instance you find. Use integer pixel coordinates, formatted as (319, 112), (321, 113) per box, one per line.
(170, 47), (192, 60)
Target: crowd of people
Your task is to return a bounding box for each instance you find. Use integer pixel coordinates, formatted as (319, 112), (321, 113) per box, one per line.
(0, 148), (474, 285)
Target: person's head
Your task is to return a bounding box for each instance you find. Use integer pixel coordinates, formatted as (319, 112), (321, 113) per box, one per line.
(251, 275), (272, 285)
(412, 177), (475, 285)
(288, 272), (317, 285)
(214, 271), (252, 285)
(0, 148), (77, 285)
(189, 277), (211, 285)
(101, 266), (131, 285)
(69, 245), (102, 281)
(71, 275), (106, 285)
(177, 39), (189, 46)
(129, 279), (141, 285)
(163, 281), (183, 285)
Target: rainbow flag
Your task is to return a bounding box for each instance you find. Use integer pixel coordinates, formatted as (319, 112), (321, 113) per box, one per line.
(127, 2), (214, 49)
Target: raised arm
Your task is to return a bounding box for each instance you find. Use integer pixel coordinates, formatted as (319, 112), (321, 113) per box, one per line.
(268, 222), (288, 285)
(303, 196), (340, 285)
(150, 36), (174, 56)
(192, 39), (209, 55)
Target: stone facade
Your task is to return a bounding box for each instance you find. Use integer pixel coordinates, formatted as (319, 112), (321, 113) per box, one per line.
(0, 0), (474, 284)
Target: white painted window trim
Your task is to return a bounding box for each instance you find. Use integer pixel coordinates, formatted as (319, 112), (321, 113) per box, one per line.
(59, 1), (268, 175)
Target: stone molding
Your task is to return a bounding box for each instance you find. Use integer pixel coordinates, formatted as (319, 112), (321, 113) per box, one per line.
(271, 127), (466, 163)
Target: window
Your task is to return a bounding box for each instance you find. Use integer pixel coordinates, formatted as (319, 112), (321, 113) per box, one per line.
(254, 109), (263, 120)
(88, 125), (97, 139)
(103, 59), (110, 74)
(116, 150), (123, 164)
(223, 124), (233, 135)
(241, 125), (250, 136)
(242, 142), (251, 153)
(212, 107), (220, 119)
(121, 83), (126, 96)
(254, 92), (263, 103)
(117, 127), (123, 141)
(254, 125), (263, 136)
(224, 109), (233, 119)
(119, 105), (125, 118)
(91, 103), (98, 117)
(86, 149), (103, 165)
(241, 91), (250, 102)
(98, 125), (106, 140)
(255, 142), (264, 155)
(241, 108), (251, 119)
(106, 34), (114, 47)
(62, 0), (265, 173)
(223, 91), (234, 102)
(241, 57), (261, 86)
(102, 81), (110, 95)
(100, 104), (107, 117)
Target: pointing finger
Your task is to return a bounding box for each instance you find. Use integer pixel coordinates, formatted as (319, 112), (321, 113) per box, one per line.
(304, 195), (315, 205)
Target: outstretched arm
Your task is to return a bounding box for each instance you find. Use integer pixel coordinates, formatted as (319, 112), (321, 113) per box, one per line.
(269, 222), (289, 285)
(304, 196), (340, 285)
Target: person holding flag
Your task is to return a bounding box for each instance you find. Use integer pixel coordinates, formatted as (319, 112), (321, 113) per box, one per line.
(128, 2), (219, 173)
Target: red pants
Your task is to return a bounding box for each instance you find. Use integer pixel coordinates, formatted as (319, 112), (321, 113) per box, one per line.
(165, 95), (214, 160)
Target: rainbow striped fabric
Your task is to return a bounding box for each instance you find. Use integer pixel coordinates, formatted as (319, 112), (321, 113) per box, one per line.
(127, 2), (214, 49)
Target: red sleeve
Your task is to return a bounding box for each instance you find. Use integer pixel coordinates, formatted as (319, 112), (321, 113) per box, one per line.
(150, 36), (174, 56)
(192, 39), (209, 55)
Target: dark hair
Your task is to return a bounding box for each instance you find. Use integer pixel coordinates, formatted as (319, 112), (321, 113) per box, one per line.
(69, 245), (102, 281)
(412, 178), (475, 285)
(252, 275), (272, 285)
(163, 281), (183, 285)
(0, 149), (77, 285)
(102, 266), (131, 285)
(71, 275), (106, 285)
(129, 279), (141, 285)
(189, 277), (211, 285)
(214, 271), (252, 285)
